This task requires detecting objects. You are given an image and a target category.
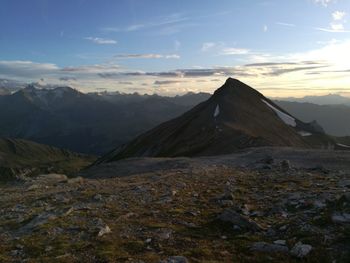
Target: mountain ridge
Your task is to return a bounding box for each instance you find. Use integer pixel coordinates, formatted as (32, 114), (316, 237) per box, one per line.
(96, 78), (332, 163)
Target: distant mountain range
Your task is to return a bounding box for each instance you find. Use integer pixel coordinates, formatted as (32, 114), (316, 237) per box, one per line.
(0, 80), (349, 155)
(0, 84), (197, 154)
(275, 101), (350, 136)
(272, 94), (350, 105)
(96, 78), (337, 163)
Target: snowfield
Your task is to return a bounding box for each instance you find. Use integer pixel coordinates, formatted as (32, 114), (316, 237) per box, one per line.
(213, 104), (220, 118)
(262, 99), (296, 127)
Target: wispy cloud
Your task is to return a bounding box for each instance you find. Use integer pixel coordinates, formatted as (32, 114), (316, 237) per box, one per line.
(118, 81), (133, 85)
(85, 37), (117, 45)
(0, 60), (59, 78)
(221, 47), (250, 55)
(174, 40), (181, 51)
(200, 42), (250, 56)
(114, 53), (180, 59)
(263, 25), (268, 32)
(315, 27), (350, 32)
(315, 8), (348, 32)
(154, 80), (184, 85)
(276, 22), (296, 27)
(62, 64), (121, 73)
(59, 76), (77, 81)
(201, 42), (216, 52)
(102, 13), (188, 33)
(313, 0), (337, 7)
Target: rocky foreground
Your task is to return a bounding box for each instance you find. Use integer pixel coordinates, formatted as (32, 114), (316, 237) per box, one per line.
(0, 148), (349, 262)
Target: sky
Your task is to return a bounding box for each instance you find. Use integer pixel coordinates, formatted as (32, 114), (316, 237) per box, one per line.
(0, 0), (350, 97)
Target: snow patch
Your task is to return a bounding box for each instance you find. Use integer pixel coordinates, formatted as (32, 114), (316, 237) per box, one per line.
(298, 131), (312, 137)
(262, 99), (296, 127)
(214, 104), (220, 118)
(337, 143), (350, 148)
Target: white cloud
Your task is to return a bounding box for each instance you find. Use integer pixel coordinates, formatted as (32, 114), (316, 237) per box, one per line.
(315, 26), (350, 32)
(102, 13), (188, 33)
(85, 37), (117, 45)
(221, 47), (250, 55)
(61, 64), (121, 73)
(315, 10), (349, 32)
(331, 23), (345, 31)
(0, 60), (59, 79)
(276, 22), (296, 27)
(313, 0), (336, 7)
(114, 53), (180, 59)
(263, 25), (268, 32)
(332, 11), (346, 20)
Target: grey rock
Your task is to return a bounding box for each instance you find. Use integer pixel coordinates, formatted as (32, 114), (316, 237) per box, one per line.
(338, 179), (350, 188)
(156, 228), (173, 240)
(160, 256), (189, 263)
(217, 209), (262, 232)
(20, 212), (57, 232)
(280, 160), (291, 171)
(93, 194), (103, 201)
(250, 242), (289, 253)
(273, 240), (287, 246)
(38, 174), (67, 181)
(67, 176), (84, 184)
(27, 184), (40, 191)
(98, 225), (111, 237)
(290, 242), (312, 258)
(331, 213), (350, 224)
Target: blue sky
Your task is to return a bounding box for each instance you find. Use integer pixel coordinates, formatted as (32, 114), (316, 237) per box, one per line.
(0, 0), (350, 96)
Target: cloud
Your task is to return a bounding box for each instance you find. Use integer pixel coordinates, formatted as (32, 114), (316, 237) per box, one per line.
(315, 27), (350, 32)
(85, 37), (117, 45)
(315, 9), (349, 32)
(114, 53), (180, 59)
(0, 60), (59, 78)
(201, 42), (216, 52)
(332, 11), (346, 20)
(263, 25), (268, 32)
(1, 38), (349, 96)
(221, 47), (250, 55)
(102, 13), (189, 33)
(61, 64), (121, 73)
(174, 40), (181, 51)
(331, 23), (345, 31)
(313, 0), (336, 7)
(245, 62), (298, 67)
(276, 22), (296, 27)
(118, 81), (133, 85)
(59, 76), (77, 81)
(262, 65), (328, 76)
(154, 80), (184, 85)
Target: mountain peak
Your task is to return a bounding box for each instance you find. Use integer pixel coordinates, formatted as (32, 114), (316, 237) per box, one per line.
(213, 78), (262, 100)
(224, 77), (240, 85)
(95, 79), (332, 163)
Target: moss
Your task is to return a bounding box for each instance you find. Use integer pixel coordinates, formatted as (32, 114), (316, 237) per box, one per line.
(122, 240), (146, 254)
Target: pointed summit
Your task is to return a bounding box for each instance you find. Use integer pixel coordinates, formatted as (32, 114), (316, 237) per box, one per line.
(95, 79), (332, 163)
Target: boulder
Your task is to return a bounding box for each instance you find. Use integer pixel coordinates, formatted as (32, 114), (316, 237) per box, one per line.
(217, 209), (262, 232)
(160, 256), (189, 263)
(250, 242), (289, 253)
(290, 242), (312, 258)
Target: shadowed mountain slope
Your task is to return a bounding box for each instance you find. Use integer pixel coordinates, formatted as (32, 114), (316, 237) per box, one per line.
(97, 78), (331, 163)
(0, 138), (94, 180)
